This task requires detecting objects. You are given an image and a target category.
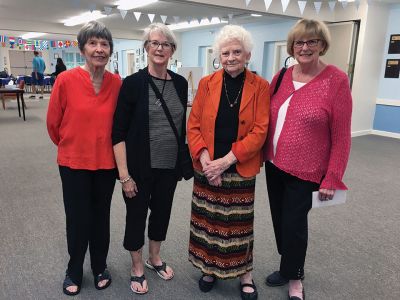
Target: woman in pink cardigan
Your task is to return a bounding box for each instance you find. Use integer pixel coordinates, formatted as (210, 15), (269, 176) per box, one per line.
(263, 19), (352, 300)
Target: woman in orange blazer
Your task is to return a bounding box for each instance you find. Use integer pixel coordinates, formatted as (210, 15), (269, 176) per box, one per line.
(187, 25), (270, 300)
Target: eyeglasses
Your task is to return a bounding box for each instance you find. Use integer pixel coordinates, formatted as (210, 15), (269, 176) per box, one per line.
(293, 39), (321, 48)
(147, 40), (174, 50)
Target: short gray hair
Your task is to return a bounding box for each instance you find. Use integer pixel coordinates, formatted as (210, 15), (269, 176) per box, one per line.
(77, 20), (113, 53)
(213, 25), (253, 56)
(142, 23), (177, 52)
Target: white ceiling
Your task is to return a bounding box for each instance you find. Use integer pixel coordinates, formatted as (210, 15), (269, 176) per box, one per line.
(0, 0), (293, 41)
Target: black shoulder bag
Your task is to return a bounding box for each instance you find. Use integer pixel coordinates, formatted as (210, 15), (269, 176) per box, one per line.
(273, 67), (287, 95)
(148, 76), (194, 180)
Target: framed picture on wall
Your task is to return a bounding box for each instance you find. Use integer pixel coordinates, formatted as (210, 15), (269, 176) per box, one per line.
(384, 59), (400, 78)
(112, 52), (118, 60)
(54, 53), (59, 59)
(388, 34), (400, 54)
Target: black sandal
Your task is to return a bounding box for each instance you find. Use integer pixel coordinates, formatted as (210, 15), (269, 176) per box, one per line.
(130, 274), (148, 294)
(63, 274), (81, 296)
(199, 274), (216, 293)
(145, 260), (174, 280)
(240, 280), (258, 300)
(94, 268), (112, 290)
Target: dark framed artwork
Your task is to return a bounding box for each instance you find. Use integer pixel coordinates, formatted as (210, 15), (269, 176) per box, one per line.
(384, 59), (400, 78)
(388, 34), (400, 54)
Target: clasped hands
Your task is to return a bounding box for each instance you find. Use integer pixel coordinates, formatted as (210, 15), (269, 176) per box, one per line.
(200, 149), (236, 187)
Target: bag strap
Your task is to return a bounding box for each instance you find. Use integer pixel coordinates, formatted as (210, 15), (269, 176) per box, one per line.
(272, 67), (287, 95)
(148, 76), (181, 147)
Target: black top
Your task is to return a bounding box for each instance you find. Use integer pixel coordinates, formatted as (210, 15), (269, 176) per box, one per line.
(112, 67), (188, 181)
(54, 64), (67, 77)
(214, 70), (245, 173)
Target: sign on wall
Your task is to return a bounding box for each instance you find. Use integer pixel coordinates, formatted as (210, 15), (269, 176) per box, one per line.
(384, 59), (400, 78)
(388, 34), (400, 54)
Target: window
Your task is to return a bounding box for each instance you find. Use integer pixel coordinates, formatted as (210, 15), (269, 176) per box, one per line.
(64, 52), (75, 70)
(76, 53), (85, 66)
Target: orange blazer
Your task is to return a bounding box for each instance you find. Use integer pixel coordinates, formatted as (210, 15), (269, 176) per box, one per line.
(187, 69), (270, 178)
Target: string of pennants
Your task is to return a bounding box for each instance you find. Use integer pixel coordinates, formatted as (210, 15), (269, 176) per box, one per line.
(0, 35), (78, 50)
(245, 0), (362, 13)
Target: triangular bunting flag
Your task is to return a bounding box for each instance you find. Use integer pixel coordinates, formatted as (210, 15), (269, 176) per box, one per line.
(120, 9), (128, 19)
(281, 0), (290, 12)
(72, 0), (80, 8)
(173, 16), (180, 23)
(328, 1), (336, 12)
(148, 13), (155, 22)
(104, 6), (112, 16)
(245, 0), (252, 7)
(88, 3), (96, 12)
(298, 1), (306, 14)
(160, 15), (168, 23)
(134, 12), (142, 21)
(341, 0), (348, 8)
(314, 2), (322, 14)
(264, 0), (273, 11)
(355, 0), (360, 11)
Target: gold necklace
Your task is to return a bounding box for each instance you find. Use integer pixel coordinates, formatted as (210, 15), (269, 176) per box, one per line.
(223, 72), (245, 108)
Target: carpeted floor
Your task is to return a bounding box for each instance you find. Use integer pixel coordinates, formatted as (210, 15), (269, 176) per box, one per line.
(0, 96), (399, 299)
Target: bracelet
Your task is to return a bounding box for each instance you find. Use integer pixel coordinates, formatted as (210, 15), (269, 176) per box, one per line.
(119, 175), (131, 184)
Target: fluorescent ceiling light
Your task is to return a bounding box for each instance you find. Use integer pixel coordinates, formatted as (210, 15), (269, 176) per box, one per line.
(116, 0), (158, 10)
(251, 14), (262, 17)
(64, 10), (106, 27)
(338, 0), (355, 2)
(21, 32), (46, 39)
(168, 18), (228, 31)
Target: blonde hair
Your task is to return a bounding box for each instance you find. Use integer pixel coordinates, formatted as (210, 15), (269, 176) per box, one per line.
(287, 19), (331, 56)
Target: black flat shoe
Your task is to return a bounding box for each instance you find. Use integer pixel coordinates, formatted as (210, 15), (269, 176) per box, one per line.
(266, 271), (305, 287)
(63, 274), (81, 296)
(199, 274), (216, 292)
(240, 280), (258, 300)
(288, 287), (305, 300)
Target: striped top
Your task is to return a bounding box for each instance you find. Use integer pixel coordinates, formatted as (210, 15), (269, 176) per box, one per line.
(148, 77), (184, 169)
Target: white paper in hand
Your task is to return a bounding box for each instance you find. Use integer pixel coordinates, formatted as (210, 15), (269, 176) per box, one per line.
(312, 190), (347, 208)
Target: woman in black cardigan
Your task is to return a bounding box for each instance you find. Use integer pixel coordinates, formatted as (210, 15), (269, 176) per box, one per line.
(112, 23), (188, 295)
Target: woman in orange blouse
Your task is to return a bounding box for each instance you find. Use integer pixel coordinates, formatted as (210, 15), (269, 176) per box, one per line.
(187, 25), (269, 300)
(47, 21), (121, 296)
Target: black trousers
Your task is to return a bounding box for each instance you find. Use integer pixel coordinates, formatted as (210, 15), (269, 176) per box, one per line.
(265, 161), (319, 280)
(59, 166), (116, 285)
(123, 168), (178, 251)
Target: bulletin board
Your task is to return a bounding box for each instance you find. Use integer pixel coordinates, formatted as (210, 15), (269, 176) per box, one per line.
(177, 66), (203, 106)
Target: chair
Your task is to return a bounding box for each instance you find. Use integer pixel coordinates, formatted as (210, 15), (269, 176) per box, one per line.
(1, 81), (26, 110)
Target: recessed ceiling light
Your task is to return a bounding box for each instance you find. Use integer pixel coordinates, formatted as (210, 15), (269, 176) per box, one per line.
(251, 14), (262, 17)
(64, 11), (106, 27)
(115, 0), (158, 10)
(21, 32), (46, 39)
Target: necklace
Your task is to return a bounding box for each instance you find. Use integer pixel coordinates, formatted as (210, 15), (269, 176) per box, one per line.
(149, 72), (167, 107)
(223, 72), (245, 108)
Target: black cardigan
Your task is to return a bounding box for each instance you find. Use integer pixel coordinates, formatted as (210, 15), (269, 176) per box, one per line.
(112, 67), (188, 181)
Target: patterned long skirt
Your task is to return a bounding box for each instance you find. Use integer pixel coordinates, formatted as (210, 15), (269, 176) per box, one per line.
(188, 170), (256, 279)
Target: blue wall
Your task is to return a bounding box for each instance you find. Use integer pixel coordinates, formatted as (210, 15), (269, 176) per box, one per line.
(374, 5), (400, 133)
(180, 20), (296, 81)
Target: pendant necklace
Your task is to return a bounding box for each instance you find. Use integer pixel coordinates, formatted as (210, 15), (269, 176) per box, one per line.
(223, 72), (245, 108)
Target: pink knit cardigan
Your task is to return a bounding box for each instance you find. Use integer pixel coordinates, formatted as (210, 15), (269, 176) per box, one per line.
(263, 65), (352, 190)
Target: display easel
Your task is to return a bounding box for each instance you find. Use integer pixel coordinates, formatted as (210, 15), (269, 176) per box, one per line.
(177, 67), (202, 106)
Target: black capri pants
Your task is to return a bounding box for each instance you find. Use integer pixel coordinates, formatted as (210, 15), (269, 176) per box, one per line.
(123, 168), (178, 251)
(265, 161), (319, 280)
